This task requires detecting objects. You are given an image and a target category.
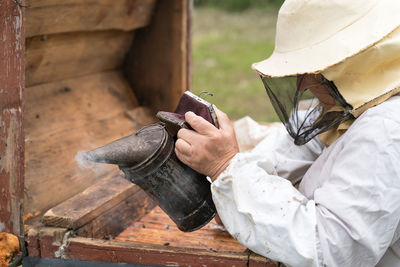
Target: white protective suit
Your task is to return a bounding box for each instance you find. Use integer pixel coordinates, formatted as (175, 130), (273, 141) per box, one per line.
(211, 95), (400, 267)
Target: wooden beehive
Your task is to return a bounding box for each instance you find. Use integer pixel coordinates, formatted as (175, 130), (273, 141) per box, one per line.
(1, 0), (277, 265)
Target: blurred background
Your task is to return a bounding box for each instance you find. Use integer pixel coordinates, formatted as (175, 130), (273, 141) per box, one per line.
(192, 0), (284, 122)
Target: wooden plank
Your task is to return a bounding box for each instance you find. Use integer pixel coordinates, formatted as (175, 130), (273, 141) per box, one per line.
(65, 237), (249, 267)
(186, 0), (193, 91)
(115, 206), (247, 253)
(0, 0), (25, 236)
(125, 0), (189, 112)
(249, 252), (278, 267)
(42, 176), (138, 230)
(25, 0), (157, 37)
(26, 226), (41, 257)
(75, 187), (156, 239)
(124, 106), (158, 127)
(24, 71), (139, 216)
(38, 227), (69, 258)
(26, 31), (134, 86)
(27, 223), (277, 266)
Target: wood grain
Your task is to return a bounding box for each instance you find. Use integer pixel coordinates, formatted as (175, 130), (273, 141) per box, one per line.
(26, 225), (41, 257)
(124, 106), (158, 127)
(25, 0), (157, 37)
(27, 223), (276, 266)
(249, 252), (277, 267)
(125, 0), (189, 112)
(26, 31), (134, 86)
(65, 237), (250, 267)
(27, 213), (276, 266)
(24, 71), (139, 216)
(115, 206), (247, 253)
(42, 176), (137, 229)
(0, 0), (25, 236)
(75, 186), (156, 239)
(38, 227), (69, 258)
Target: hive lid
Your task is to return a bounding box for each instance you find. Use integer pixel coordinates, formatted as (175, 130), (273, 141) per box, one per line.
(84, 123), (167, 167)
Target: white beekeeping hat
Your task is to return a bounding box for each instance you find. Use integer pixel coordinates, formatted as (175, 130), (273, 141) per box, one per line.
(252, 0), (400, 78)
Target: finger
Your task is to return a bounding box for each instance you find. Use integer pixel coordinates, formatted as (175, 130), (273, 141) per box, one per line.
(213, 105), (232, 131)
(175, 138), (192, 157)
(177, 128), (201, 144)
(185, 111), (216, 135)
(175, 147), (191, 166)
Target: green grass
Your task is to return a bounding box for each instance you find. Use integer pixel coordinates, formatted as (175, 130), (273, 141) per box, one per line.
(194, 0), (284, 12)
(192, 7), (280, 122)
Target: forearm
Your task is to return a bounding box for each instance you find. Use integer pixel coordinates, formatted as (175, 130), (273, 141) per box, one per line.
(211, 153), (322, 267)
(211, 115), (400, 267)
(234, 120), (324, 184)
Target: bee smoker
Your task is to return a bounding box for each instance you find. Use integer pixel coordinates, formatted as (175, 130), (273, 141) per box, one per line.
(84, 123), (216, 232)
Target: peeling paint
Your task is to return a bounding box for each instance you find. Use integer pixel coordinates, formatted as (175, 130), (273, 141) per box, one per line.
(166, 262), (180, 267)
(0, 0), (25, 236)
(54, 231), (72, 259)
(0, 110), (21, 234)
(13, 12), (22, 50)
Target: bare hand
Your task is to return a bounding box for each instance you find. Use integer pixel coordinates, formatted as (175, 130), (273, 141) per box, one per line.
(175, 106), (239, 181)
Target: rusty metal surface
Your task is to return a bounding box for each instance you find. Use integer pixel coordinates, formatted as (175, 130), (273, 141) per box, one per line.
(85, 124), (216, 232)
(84, 124), (166, 167)
(0, 0), (25, 236)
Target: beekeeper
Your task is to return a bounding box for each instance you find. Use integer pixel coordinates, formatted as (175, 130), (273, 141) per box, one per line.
(175, 0), (400, 266)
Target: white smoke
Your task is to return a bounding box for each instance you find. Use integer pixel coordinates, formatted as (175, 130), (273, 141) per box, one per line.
(75, 150), (109, 174)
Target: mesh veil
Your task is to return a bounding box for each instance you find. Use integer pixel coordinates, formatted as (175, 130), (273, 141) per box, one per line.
(261, 74), (354, 145)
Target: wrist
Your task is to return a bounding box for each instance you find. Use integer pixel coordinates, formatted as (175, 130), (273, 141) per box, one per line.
(210, 153), (236, 181)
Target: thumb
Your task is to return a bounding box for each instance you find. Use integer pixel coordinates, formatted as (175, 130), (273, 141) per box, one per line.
(213, 105), (232, 131)
(185, 111), (216, 135)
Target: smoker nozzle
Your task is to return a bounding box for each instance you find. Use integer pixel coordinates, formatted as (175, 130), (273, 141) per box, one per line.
(83, 124), (166, 167)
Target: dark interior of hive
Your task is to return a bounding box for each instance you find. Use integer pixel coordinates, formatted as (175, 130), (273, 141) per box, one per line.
(23, 0), (245, 252)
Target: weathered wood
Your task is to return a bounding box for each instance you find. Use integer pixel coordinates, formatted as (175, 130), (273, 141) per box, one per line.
(24, 71), (139, 216)
(42, 175), (138, 230)
(186, 0), (193, 91)
(76, 187), (156, 239)
(25, 223), (42, 257)
(26, 226), (41, 257)
(249, 252), (278, 267)
(0, 0), (25, 236)
(115, 206), (247, 253)
(26, 223), (69, 259)
(125, 0), (190, 112)
(27, 222), (277, 266)
(25, 0), (157, 38)
(26, 31), (134, 86)
(65, 237), (249, 267)
(38, 227), (69, 258)
(125, 106), (158, 127)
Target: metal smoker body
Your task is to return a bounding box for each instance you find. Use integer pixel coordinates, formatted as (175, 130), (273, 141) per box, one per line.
(84, 123), (216, 232)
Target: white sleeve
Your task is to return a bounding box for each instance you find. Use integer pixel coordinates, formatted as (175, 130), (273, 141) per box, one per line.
(212, 114), (400, 267)
(211, 119), (325, 267)
(211, 152), (323, 267)
(233, 116), (324, 184)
